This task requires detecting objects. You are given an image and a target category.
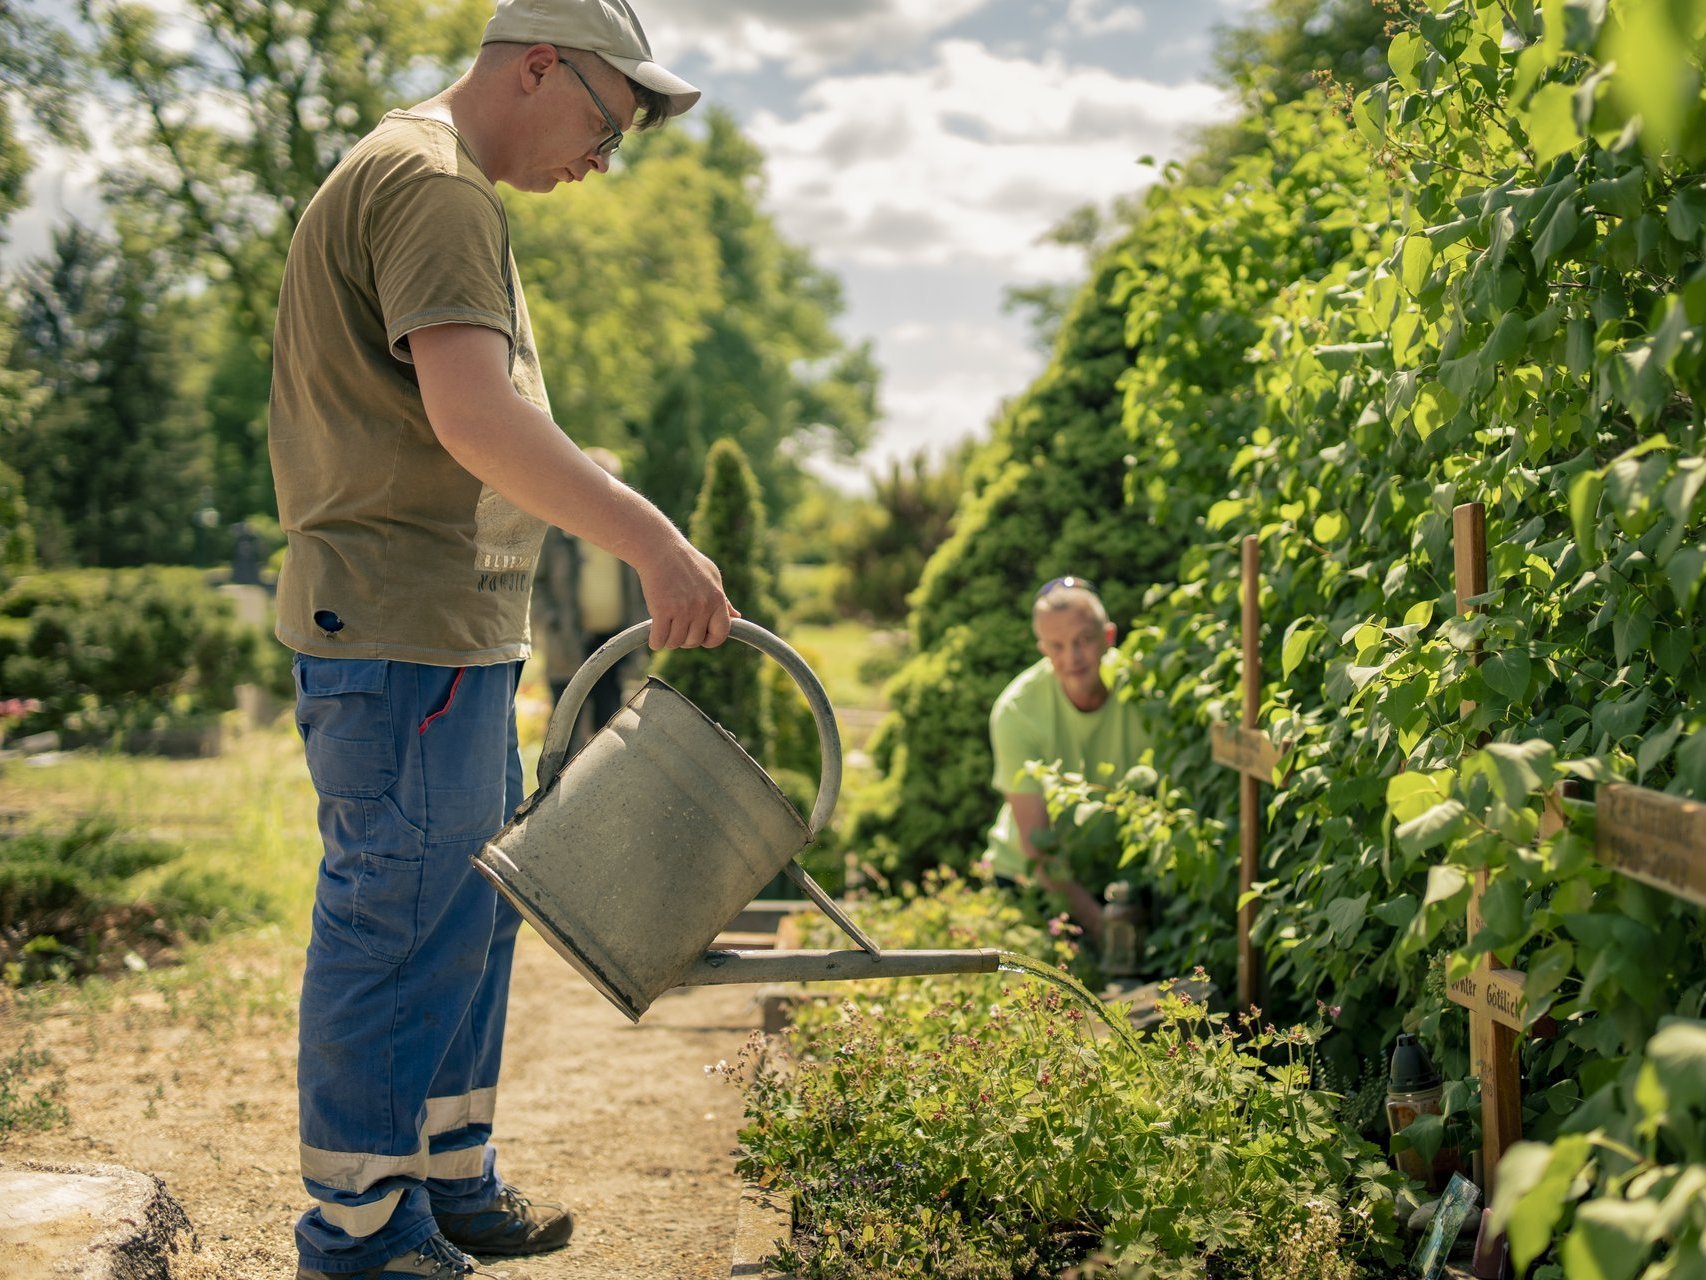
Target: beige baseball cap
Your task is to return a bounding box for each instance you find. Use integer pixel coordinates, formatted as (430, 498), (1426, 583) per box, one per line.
(482, 0), (700, 118)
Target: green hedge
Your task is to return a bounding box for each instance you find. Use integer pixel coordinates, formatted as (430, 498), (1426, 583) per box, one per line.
(0, 567), (259, 741)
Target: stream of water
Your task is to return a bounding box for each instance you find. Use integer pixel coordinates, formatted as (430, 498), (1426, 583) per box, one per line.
(996, 951), (1142, 1055)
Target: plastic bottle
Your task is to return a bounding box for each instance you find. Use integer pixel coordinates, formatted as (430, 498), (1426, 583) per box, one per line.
(1387, 1033), (1446, 1187)
(1101, 882), (1141, 978)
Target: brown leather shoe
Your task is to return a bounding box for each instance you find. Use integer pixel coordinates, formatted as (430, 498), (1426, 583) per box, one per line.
(296, 1232), (485, 1279)
(436, 1186), (574, 1258)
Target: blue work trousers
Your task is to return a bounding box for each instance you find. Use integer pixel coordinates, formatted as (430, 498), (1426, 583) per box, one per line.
(291, 655), (525, 1272)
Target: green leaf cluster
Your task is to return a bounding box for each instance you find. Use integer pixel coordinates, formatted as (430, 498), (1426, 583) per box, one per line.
(0, 567), (261, 740)
(727, 878), (1402, 1279)
(1102, 0), (1706, 1266)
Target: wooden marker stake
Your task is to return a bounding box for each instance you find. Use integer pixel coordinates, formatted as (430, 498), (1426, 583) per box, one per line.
(1238, 536), (1263, 1013)
(1451, 501), (1523, 1207)
(1209, 536), (1285, 1015)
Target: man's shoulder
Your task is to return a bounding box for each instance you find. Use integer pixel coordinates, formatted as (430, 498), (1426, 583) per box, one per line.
(992, 657), (1055, 722)
(322, 112), (500, 214)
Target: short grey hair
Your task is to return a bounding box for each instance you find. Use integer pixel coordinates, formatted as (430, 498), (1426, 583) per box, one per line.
(1032, 586), (1108, 629)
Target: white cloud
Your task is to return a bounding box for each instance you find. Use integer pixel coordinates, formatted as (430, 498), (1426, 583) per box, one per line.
(1066, 0), (1146, 37)
(747, 40), (1231, 274)
(640, 0), (994, 77)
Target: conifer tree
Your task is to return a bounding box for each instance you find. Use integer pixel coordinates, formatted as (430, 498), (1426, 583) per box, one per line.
(657, 439), (777, 757)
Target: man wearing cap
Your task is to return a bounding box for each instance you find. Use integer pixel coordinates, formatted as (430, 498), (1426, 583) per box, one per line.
(982, 579), (1148, 943)
(270, 2), (722, 1277)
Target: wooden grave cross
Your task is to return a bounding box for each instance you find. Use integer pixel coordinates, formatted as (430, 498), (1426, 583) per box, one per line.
(1443, 501), (1529, 1210)
(1209, 534), (1287, 1013)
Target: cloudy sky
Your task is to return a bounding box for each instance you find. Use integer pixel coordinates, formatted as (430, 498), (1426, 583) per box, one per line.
(9, 0), (1248, 487)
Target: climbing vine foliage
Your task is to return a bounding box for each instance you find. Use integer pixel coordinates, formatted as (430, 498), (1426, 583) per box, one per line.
(1021, 0), (1706, 1273)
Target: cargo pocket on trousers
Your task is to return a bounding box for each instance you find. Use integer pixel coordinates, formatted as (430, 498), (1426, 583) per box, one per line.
(295, 656), (399, 799)
(353, 845), (426, 964)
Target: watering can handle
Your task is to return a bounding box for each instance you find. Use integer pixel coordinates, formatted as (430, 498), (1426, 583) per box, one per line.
(536, 618), (844, 837)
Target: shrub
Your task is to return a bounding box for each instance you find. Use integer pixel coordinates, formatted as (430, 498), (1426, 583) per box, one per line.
(724, 885), (1403, 1280)
(0, 567), (258, 741)
(0, 819), (271, 984)
(829, 448), (965, 623)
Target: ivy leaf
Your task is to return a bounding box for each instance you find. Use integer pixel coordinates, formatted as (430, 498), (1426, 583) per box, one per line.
(1524, 81), (1583, 165)
(1482, 650), (1532, 702)
(1389, 770), (1451, 823)
(1324, 893), (1369, 943)
(1663, 545), (1706, 613)
(1400, 234), (1433, 295)
(1559, 1198), (1660, 1280)
(1392, 1110), (1446, 1163)
(1372, 895), (1419, 927)
(1281, 618), (1321, 679)
(1491, 1136), (1593, 1274)
(1522, 941), (1575, 1023)
(1602, 0), (1691, 156)
(1483, 740), (1556, 803)
(1313, 511), (1348, 542)
(1663, 464), (1706, 526)
(1399, 802), (1470, 856)
(1609, 345), (1672, 426)
(1568, 469), (1606, 562)
(1676, 728), (1706, 796)
(1353, 88), (1390, 145)
(1646, 1019), (1706, 1111)
(1479, 872), (1527, 940)
(1635, 717), (1684, 781)
(1388, 31), (1426, 91)
(1533, 194), (1581, 270)
(1413, 382), (1460, 440)
(1595, 689), (1652, 742)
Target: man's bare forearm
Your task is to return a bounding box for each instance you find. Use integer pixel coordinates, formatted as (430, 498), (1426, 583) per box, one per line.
(410, 322), (732, 648)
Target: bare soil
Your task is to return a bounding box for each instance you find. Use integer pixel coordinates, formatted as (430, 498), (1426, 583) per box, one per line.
(4, 933), (766, 1280)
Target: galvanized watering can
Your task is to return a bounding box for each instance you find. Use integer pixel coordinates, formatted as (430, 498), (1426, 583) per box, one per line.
(474, 618), (1001, 1022)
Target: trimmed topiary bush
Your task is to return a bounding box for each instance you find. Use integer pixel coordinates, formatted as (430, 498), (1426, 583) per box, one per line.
(0, 567), (257, 742)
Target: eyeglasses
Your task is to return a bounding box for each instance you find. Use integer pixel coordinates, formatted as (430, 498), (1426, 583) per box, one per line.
(1034, 575), (1098, 600)
(557, 58), (623, 157)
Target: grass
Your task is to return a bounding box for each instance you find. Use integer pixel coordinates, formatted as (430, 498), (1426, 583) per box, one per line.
(0, 719), (324, 939)
(784, 621), (902, 717)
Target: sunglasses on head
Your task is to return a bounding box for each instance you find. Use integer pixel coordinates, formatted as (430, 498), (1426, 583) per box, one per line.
(1034, 575), (1098, 601)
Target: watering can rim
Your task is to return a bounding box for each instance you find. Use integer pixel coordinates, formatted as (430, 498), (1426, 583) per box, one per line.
(536, 617), (843, 837)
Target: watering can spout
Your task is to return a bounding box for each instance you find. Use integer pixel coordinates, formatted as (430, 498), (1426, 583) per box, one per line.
(678, 948), (1005, 988)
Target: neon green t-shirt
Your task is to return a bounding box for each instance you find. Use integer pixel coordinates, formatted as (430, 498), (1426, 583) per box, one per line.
(982, 654), (1148, 882)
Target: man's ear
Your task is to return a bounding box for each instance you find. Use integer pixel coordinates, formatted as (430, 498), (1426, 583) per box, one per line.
(520, 43), (557, 93)
(1104, 623), (1116, 646)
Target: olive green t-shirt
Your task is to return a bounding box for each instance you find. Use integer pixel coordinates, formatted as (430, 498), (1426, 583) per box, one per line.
(270, 109), (549, 665)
